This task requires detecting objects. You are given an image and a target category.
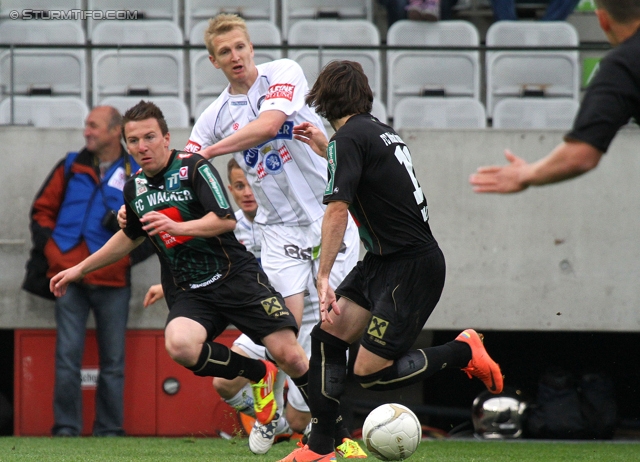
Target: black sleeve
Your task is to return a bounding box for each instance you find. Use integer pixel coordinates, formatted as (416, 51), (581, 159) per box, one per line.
(189, 155), (236, 219)
(566, 51), (637, 153)
(323, 134), (363, 205)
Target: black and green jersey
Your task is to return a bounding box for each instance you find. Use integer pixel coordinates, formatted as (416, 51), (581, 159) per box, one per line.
(323, 113), (436, 256)
(123, 150), (254, 289)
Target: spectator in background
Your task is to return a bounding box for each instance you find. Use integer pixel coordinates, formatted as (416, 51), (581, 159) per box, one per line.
(378, 0), (465, 26)
(27, 106), (137, 437)
(407, 0), (441, 21)
(492, 0), (581, 21)
(378, 0), (409, 27)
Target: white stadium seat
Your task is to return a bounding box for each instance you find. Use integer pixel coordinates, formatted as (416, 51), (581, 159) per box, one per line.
(92, 21), (184, 103)
(491, 98), (580, 130)
(0, 20), (87, 100)
(282, 0), (373, 40)
(288, 20), (381, 98)
(87, 0), (180, 39)
(387, 20), (480, 116)
(0, 1), (82, 20)
(185, 0), (276, 38)
(393, 97), (486, 129)
(486, 21), (580, 117)
(99, 96), (191, 128)
(0, 96), (88, 128)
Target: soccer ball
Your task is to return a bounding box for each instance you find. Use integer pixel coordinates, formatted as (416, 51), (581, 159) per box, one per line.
(362, 403), (421, 461)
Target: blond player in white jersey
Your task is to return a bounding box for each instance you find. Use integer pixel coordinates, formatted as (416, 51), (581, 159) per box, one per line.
(184, 14), (363, 458)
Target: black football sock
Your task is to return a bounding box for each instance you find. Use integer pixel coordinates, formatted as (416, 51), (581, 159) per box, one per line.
(355, 341), (471, 391)
(291, 371), (309, 405)
(187, 341), (266, 382)
(307, 326), (350, 455)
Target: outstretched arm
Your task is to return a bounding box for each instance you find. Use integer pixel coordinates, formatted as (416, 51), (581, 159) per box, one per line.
(50, 231), (145, 297)
(198, 110), (288, 159)
(469, 140), (603, 193)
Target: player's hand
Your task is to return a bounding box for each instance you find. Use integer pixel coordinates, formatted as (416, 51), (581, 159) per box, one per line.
(49, 266), (83, 297)
(117, 205), (127, 229)
(293, 122), (329, 157)
(317, 276), (339, 323)
(469, 149), (529, 193)
(140, 211), (179, 236)
(143, 284), (165, 308)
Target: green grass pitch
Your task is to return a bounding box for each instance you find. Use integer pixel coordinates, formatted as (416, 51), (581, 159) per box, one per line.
(0, 437), (639, 461)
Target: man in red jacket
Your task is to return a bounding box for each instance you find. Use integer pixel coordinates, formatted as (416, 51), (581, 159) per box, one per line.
(28, 106), (137, 436)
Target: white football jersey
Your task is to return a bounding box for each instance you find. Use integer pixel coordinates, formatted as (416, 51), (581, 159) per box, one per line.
(186, 59), (329, 227)
(234, 209), (261, 261)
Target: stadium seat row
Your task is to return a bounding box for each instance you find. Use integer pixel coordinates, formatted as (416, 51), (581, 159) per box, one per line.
(0, 18), (589, 130)
(0, 0), (373, 40)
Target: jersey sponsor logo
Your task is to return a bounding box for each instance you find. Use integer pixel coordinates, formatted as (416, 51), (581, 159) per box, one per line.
(261, 297), (284, 316)
(230, 100), (248, 106)
(244, 147), (260, 168)
(184, 140), (201, 153)
(367, 316), (389, 342)
(198, 164), (230, 209)
(107, 166), (126, 191)
(189, 272), (222, 289)
(166, 171), (180, 191)
(256, 162), (266, 179)
(135, 177), (148, 196)
(274, 121), (294, 140)
(155, 206), (193, 249)
(284, 244), (312, 261)
(324, 140), (337, 196)
(278, 145), (292, 163)
(264, 152), (284, 175)
(265, 83), (295, 102)
(178, 152), (193, 159)
(242, 122), (293, 168)
(143, 190), (194, 210)
(179, 166), (189, 180)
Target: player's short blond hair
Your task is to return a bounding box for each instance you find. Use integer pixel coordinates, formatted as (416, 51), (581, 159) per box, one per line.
(204, 14), (250, 56)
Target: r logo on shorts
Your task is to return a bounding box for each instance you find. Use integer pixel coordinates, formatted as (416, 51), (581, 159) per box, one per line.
(367, 316), (389, 340)
(261, 297), (284, 316)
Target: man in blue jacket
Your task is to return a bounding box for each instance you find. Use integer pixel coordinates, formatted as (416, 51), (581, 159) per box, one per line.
(28, 106), (137, 436)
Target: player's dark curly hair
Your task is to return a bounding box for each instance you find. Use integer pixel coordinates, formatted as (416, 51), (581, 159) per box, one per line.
(595, 0), (640, 22)
(122, 100), (169, 135)
(305, 60), (373, 122)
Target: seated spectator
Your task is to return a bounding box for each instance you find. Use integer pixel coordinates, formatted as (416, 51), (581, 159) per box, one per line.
(492, 0), (581, 21)
(407, 0), (441, 21)
(378, 0), (408, 26)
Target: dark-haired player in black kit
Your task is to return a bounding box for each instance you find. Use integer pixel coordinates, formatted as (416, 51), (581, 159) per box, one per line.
(50, 100), (310, 429)
(280, 61), (504, 462)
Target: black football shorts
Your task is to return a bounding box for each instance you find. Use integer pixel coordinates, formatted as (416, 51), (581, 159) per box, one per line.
(336, 244), (446, 360)
(166, 264), (298, 346)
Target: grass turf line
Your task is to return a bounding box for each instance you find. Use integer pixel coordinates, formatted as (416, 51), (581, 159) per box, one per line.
(0, 437), (639, 461)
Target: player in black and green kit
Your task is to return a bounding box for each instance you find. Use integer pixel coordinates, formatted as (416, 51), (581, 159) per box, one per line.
(281, 62), (504, 462)
(50, 101), (309, 427)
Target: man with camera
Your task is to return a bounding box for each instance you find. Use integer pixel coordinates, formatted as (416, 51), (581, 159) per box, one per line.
(26, 106), (139, 436)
